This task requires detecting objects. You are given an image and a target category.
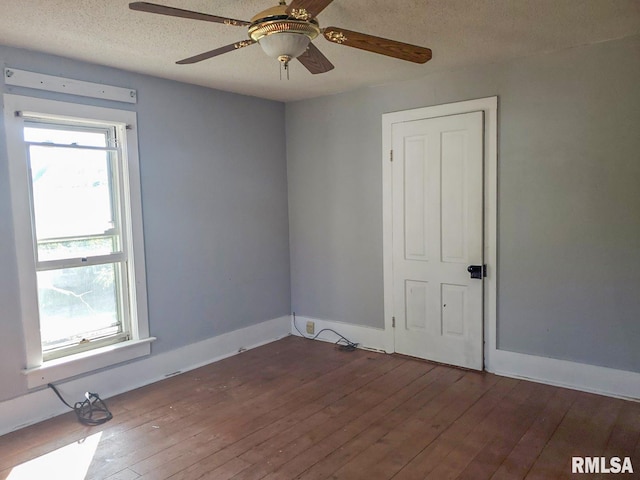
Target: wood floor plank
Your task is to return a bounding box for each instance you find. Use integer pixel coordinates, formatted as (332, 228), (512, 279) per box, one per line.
(524, 391), (625, 480)
(236, 361), (434, 465)
(198, 457), (252, 480)
(157, 353), (404, 480)
(489, 387), (578, 480)
(418, 382), (543, 480)
(377, 376), (517, 480)
(452, 382), (559, 480)
(0, 337), (638, 480)
(326, 372), (503, 480)
(232, 364), (459, 480)
(602, 400), (640, 457)
(201, 359), (432, 480)
(262, 366), (470, 480)
(105, 468), (141, 480)
(123, 350), (399, 479)
(87, 339), (366, 479)
(585, 399), (640, 480)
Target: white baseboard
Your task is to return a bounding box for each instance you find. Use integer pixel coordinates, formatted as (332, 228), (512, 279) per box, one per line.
(488, 349), (640, 401)
(290, 315), (639, 401)
(0, 316), (290, 436)
(290, 315), (389, 353)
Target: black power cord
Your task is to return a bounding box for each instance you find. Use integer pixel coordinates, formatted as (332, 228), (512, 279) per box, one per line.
(292, 313), (359, 352)
(48, 383), (113, 426)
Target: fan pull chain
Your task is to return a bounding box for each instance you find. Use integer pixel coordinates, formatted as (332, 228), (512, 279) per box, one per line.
(280, 61), (290, 80)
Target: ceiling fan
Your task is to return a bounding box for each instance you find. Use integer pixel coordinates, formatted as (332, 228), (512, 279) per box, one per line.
(129, 0), (432, 74)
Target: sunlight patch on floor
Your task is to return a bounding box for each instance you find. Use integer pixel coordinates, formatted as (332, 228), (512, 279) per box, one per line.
(7, 431), (102, 480)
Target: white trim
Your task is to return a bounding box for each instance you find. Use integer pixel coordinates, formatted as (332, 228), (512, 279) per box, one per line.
(489, 349), (640, 401)
(382, 97), (498, 366)
(290, 315), (388, 353)
(5, 95), (41, 368)
(4, 67), (137, 104)
(23, 338), (156, 389)
(3, 94), (149, 376)
(0, 316), (290, 436)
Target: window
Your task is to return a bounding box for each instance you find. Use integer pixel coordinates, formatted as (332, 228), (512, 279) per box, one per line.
(4, 95), (153, 388)
(27, 122), (129, 359)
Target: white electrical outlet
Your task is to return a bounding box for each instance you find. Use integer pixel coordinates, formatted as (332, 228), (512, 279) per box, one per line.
(306, 321), (315, 335)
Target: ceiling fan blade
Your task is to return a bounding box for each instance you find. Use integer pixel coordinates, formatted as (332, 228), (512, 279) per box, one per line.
(323, 27), (432, 64)
(176, 40), (256, 65)
(286, 0), (334, 20)
(129, 2), (250, 27)
(297, 43), (335, 74)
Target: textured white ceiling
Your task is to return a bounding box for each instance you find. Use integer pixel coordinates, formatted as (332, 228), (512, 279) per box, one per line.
(1, 0), (639, 102)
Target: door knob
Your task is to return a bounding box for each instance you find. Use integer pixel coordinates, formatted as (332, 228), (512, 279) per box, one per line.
(467, 265), (485, 279)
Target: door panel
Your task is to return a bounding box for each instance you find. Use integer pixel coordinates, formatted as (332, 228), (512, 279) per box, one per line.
(405, 280), (428, 330)
(441, 130), (467, 262)
(441, 283), (466, 336)
(392, 111), (484, 369)
(404, 136), (429, 261)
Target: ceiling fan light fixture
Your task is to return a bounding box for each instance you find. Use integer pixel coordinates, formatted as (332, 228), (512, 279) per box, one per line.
(249, 13), (320, 64)
(258, 32), (311, 63)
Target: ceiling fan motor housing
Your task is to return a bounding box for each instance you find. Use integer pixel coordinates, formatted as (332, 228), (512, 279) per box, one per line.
(249, 5), (320, 63)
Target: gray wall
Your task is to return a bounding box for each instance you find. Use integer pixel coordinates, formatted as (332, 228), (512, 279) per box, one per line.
(0, 45), (290, 402)
(286, 35), (640, 373)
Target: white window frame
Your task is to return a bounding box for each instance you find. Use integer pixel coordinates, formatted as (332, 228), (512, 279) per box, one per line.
(4, 94), (154, 388)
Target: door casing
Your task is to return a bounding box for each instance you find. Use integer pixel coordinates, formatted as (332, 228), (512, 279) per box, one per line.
(382, 96), (498, 369)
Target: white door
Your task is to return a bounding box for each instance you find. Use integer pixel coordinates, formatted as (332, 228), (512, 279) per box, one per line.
(391, 111), (484, 370)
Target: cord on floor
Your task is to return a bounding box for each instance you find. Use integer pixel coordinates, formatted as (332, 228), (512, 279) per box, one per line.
(292, 313), (359, 351)
(48, 383), (113, 426)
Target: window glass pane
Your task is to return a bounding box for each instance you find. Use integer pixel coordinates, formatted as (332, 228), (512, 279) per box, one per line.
(24, 126), (108, 147)
(37, 263), (122, 351)
(29, 145), (119, 250)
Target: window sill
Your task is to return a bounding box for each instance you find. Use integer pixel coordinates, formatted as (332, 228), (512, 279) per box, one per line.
(23, 337), (156, 389)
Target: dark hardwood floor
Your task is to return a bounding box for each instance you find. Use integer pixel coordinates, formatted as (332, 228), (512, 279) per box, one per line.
(1, 336), (638, 479)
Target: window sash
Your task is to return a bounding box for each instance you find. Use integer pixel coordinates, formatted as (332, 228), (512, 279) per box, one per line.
(23, 118), (133, 359)
(43, 332), (130, 362)
(37, 259), (131, 358)
(25, 124), (125, 255)
(25, 142), (119, 153)
(36, 252), (127, 270)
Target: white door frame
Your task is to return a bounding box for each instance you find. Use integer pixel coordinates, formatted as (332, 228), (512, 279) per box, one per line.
(382, 96), (498, 369)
